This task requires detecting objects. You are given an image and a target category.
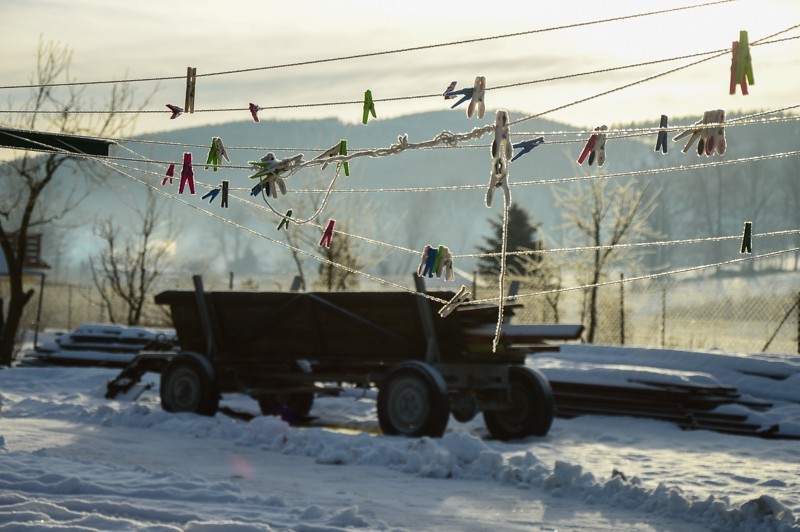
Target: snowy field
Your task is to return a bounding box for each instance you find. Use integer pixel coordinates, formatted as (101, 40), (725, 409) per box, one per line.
(1, 343), (799, 531)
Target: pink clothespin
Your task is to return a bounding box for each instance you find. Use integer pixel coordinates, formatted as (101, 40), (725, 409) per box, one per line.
(438, 285), (471, 318)
(443, 81), (457, 100)
(249, 103), (261, 123)
(319, 219), (335, 248)
(179, 152), (195, 195)
(166, 104), (183, 119)
(161, 163), (175, 185)
(467, 76), (486, 119)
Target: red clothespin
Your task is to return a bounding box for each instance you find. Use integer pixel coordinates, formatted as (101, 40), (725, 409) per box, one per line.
(179, 152), (195, 195)
(161, 163), (175, 185)
(249, 103), (261, 123)
(729, 41), (749, 95)
(319, 219), (335, 248)
(443, 81), (457, 100)
(577, 126), (607, 166)
(165, 104), (183, 119)
(185, 67), (197, 114)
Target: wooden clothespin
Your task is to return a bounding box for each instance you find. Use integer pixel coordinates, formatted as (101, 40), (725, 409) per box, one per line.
(185, 66), (197, 114)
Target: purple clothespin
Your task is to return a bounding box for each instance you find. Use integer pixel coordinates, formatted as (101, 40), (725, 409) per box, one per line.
(179, 152), (195, 195)
(443, 81), (457, 100)
(162, 163), (175, 185)
(319, 219), (335, 248)
(166, 104), (183, 119)
(249, 103), (261, 123)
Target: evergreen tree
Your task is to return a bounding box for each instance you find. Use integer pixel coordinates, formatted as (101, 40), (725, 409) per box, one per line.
(476, 204), (543, 277)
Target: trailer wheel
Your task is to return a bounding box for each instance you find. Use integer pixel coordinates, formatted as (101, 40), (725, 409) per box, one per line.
(483, 366), (554, 440)
(160, 352), (219, 416)
(378, 361), (449, 437)
(258, 392), (314, 422)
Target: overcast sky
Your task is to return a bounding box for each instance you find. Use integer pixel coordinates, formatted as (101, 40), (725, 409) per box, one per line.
(1, 0), (799, 137)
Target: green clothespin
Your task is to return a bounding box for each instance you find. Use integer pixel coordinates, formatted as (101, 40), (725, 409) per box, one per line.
(362, 89), (376, 125)
(277, 209), (292, 231)
(735, 30), (754, 87)
(338, 139), (350, 176)
(205, 137), (230, 172)
(740, 221), (752, 254)
(432, 245), (445, 275)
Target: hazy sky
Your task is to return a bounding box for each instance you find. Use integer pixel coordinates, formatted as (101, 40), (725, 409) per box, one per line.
(1, 0), (799, 136)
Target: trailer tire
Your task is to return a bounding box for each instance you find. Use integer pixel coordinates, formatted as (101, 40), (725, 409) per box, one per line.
(258, 392), (314, 422)
(378, 361), (449, 438)
(483, 366), (554, 440)
(160, 352), (219, 416)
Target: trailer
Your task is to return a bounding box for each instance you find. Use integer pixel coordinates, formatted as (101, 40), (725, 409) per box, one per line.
(107, 275), (582, 440)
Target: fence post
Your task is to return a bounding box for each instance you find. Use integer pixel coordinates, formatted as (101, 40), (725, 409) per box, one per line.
(619, 273), (625, 346)
(660, 288), (666, 348)
(797, 291), (800, 355)
(67, 284), (73, 330)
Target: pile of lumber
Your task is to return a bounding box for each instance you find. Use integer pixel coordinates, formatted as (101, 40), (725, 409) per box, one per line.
(548, 378), (785, 438)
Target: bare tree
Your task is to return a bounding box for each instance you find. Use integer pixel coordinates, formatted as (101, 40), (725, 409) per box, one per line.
(90, 189), (173, 326)
(0, 39), (145, 366)
(554, 179), (657, 343)
(314, 224), (362, 291)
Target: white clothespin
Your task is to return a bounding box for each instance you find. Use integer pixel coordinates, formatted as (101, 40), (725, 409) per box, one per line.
(467, 76), (486, 119)
(491, 110), (512, 161)
(438, 285), (471, 317)
(674, 110), (725, 156)
(705, 109), (726, 156)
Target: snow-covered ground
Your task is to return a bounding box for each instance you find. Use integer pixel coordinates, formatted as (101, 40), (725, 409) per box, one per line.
(1, 342), (799, 531)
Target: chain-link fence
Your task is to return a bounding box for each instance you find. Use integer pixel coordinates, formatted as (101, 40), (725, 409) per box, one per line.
(507, 274), (799, 355)
(3, 272), (798, 356)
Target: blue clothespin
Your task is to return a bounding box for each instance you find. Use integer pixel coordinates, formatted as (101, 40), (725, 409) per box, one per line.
(201, 187), (221, 204)
(740, 221), (752, 254)
(422, 247), (438, 278)
(444, 87), (473, 109)
(511, 137), (545, 162)
(655, 115), (668, 154)
(251, 181), (264, 196)
(363, 90), (376, 125)
(277, 209), (292, 231)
